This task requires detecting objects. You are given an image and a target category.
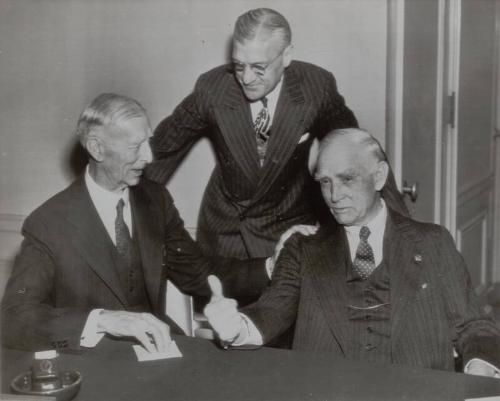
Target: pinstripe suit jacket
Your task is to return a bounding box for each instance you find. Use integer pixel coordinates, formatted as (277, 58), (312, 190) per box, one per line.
(146, 61), (365, 260)
(244, 208), (500, 371)
(1, 176), (268, 351)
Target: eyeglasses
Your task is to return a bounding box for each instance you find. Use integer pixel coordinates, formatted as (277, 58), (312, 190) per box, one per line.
(232, 48), (285, 77)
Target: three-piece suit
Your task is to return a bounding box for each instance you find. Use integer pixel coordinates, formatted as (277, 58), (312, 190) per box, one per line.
(243, 208), (500, 370)
(1, 177), (268, 351)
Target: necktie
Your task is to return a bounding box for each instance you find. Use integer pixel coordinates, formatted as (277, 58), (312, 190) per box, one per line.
(254, 97), (270, 165)
(353, 226), (376, 280)
(115, 198), (131, 262)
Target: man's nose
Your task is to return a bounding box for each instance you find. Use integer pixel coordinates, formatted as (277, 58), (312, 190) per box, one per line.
(241, 66), (257, 85)
(330, 183), (344, 202)
(141, 141), (153, 164)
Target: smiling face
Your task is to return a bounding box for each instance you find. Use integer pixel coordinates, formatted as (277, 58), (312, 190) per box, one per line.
(315, 136), (388, 226)
(92, 116), (153, 192)
(232, 34), (291, 101)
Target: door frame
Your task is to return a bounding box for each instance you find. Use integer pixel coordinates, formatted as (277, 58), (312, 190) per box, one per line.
(387, 0), (500, 283)
(492, 0), (500, 281)
(386, 0), (449, 227)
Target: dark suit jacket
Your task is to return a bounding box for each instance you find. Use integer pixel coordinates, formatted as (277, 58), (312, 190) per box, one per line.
(146, 61), (381, 259)
(243, 209), (500, 371)
(1, 176), (268, 351)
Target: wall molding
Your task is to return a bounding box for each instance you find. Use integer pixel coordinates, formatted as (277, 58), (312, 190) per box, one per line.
(456, 211), (488, 286)
(0, 214), (24, 299)
(457, 174), (494, 206)
(0, 213), (25, 233)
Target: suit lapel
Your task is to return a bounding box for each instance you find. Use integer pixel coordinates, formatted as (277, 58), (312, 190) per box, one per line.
(130, 184), (164, 311)
(252, 65), (312, 204)
(387, 210), (424, 342)
(65, 178), (128, 306)
(213, 77), (260, 187)
(307, 224), (349, 353)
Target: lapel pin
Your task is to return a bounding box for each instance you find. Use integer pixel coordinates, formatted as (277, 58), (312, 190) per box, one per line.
(413, 254), (422, 263)
(421, 283), (428, 289)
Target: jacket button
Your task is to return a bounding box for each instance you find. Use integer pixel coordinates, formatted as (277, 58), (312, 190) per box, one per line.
(239, 213), (246, 221)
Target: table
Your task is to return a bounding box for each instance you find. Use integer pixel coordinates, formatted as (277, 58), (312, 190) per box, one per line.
(2, 336), (500, 401)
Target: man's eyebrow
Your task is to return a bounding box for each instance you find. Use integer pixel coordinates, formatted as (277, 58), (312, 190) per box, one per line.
(232, 59), (268, 66)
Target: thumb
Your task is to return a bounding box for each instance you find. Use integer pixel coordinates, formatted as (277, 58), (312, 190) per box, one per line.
(207, 275), (224, 300)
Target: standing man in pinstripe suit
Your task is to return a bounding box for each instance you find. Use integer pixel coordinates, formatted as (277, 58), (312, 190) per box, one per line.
(146, 8), (407, 306)
(204, 129), (500, 377)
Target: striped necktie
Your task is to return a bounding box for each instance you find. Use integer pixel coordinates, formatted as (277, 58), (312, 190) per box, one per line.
(115, 199), (132, 261)
(254, 97), (270, 166)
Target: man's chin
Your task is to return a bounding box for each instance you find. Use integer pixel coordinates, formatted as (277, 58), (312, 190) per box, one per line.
(331, 211), (355, 226)
(242, 88), (264, 102)
(126, 174), (143, 187)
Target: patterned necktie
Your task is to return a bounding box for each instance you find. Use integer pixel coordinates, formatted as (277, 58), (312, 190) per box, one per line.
(115, 198), (131, 261)
(254, 97), (270, 165)
(353, 226), (376, 280)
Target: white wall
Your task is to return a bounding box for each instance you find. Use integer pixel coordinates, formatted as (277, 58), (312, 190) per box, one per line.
(0, 0), (388, 293)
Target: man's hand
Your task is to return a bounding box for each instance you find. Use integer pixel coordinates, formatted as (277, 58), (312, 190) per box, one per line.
(97, 311), (171, 353)
(204, 275), (242, 344)
(267, 224), (319, 277)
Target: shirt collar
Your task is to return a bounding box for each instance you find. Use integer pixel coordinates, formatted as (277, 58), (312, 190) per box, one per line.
(84, 165), (129, 207)
(265, 76), (283, 106)
(344, 199), (387, 239)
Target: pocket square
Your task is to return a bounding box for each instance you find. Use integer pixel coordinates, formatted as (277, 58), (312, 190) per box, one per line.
(298, 132), (310, 144)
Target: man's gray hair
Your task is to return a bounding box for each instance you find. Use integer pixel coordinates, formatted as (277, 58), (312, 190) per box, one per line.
(75, 93), (149, 145)
(320, 128), (387, 163)
(233, 8), (291, 47)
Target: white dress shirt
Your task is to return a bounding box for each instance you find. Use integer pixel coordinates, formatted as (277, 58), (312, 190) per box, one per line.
(344, 200), (386, 267)
(249, 77), (283, 126)
(80, 166), (131, 348)
(84, 166), (132, 244)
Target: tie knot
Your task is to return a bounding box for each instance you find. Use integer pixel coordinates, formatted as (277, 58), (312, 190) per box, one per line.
(260, 97), (268, 108)
(359, 226), (370, 240)
(116, 198), (125, 214)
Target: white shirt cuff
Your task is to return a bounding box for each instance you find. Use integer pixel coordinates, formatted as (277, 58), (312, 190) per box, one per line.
(232, 313), (264, 346)
(80, 308), (105, 348)
(464, 358), (500, 378)
(265, 257), (273, 279)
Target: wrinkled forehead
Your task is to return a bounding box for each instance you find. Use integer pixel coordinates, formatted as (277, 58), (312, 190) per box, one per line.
(232, 34), (284, 60)
(104, 116), (151, 142)
(316, 140), (374, 177)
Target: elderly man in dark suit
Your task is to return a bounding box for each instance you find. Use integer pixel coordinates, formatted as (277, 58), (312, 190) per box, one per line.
(0, 93), (271, 353)
(146, 9), (407, 290)
(204, 128), (500, 377)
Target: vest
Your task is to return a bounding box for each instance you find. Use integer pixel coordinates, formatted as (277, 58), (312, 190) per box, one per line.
(111, 227), (152, 312)
(344, 257), (392, 364)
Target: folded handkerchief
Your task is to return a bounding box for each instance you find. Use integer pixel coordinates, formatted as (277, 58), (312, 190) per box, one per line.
(298, 132), (310, 144)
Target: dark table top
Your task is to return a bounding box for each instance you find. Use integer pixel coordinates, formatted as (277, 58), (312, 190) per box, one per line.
(2, 335), (500, 401)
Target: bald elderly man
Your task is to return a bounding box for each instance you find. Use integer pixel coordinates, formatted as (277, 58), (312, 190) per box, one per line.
(205, 128), (500, 377)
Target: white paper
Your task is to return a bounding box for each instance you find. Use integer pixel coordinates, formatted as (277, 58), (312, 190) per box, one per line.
(132, 340), (182, 362)
(464, 397), (500, 401)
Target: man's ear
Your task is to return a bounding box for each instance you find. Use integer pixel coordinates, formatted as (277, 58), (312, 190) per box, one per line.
(282, 44), (293, 68)
(374, 161), (389, 191)
(307, 138), (319, 175)
(85, 135), (105, 162)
